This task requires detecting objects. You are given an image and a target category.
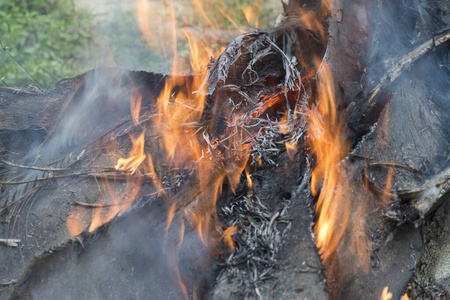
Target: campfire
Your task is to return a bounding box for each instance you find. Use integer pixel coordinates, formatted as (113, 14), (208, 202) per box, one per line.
(0, 0), (449, 299)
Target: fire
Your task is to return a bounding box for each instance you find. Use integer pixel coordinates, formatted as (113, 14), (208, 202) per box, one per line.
(380, 286), (410, 300)
(114, 132), (146, 175)
(245, 165), (253, 189)
(380, 286), (393, 300)
(221, 225), (238, 250)
(98, 1), (253, 296)
(285, 140), (297, 161)
(66, 206), (86, 237)
(115, 85), (147, 175)
(242, 4), (260, 28)
(64, 0), (374, 298)
(307, 60), (372, 293)
(308, 61), (350, 258)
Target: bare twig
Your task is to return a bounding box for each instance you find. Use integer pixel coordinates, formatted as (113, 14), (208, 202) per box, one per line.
(368, 29), (450, 103)
(349, 154), (424, 178)
(1, 280), (17, 286)
(0, 238), (21, 247)
(387, 167), (450, 222)
(0, 75), (8, 87)
(0, 40), (43, 92)
(73, 189), (162, 209)
(0, 158), (118, 173)
(74, 200), (133, 208)
(0, 172), (145, 185)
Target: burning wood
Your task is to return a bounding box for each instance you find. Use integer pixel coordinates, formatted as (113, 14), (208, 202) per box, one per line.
(0, 0), (449, 299)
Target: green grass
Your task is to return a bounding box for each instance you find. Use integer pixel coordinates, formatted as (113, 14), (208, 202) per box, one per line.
(0, 0), (94, 89)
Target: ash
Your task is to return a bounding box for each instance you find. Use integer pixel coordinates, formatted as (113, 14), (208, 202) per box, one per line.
(217, 193), (291, 297)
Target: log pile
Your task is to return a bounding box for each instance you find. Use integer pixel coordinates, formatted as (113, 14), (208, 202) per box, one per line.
(0, 0), (449, 299)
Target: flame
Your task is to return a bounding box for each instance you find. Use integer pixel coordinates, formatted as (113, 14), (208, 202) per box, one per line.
(115, 86), (147, 175)
(242, 4), (260, 28)
(245, 165), (253, 190)
(383, 166), (394, 200)
(308, 60), (371, 294)
(308, 61), (350, 257)
(66, 206), (86, 237)
(222, 225), (238, 250)
(135, 0), (175, 57)
(285, 140), (297, 161)
(219, 8), (246, 34)
(401, 293), (410, 300)
(380, 286), (393, 300)
(65, 1), (324, 297)
(66, 87), (146, 236)
(115, 1), (253, 295)
(115, 132), (147, 175)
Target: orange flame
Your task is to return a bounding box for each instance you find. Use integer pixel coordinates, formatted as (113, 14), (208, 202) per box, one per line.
(383, 166), (394, 200)
(222, 225), (238, 250)
(308, 62), (349, 257)
(245, 165), (253, 190)
(380, 286), (393, 300)
(115, 132), (147, 175)
(285, 140), (297, 161)
(307, 60), (371, 294)
(66, 1), (288, 297)
(242, 4), (260, 28)
(120, 1), (253, 296)
(66, 206), (86, 237)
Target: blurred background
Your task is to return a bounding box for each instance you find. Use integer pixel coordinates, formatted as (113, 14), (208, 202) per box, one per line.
(0, 0), (282, 89)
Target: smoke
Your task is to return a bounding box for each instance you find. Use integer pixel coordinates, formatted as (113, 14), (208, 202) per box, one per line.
(363, 0), (450, 171)
(19, 204), (211, 300)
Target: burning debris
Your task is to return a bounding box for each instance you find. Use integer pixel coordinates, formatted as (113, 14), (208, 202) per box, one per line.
(0, 0), (449, 299)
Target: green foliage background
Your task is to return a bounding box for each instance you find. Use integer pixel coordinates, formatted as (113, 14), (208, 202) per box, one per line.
(0, 0), (94, 89)
(0, 0), (280, 89)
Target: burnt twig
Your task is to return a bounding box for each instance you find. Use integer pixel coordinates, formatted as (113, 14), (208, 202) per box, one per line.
(368, 29), (450, 103)
(1, 280), (17, 286)
(387, 167), (450, 222)
(349, 154), (424, 178)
